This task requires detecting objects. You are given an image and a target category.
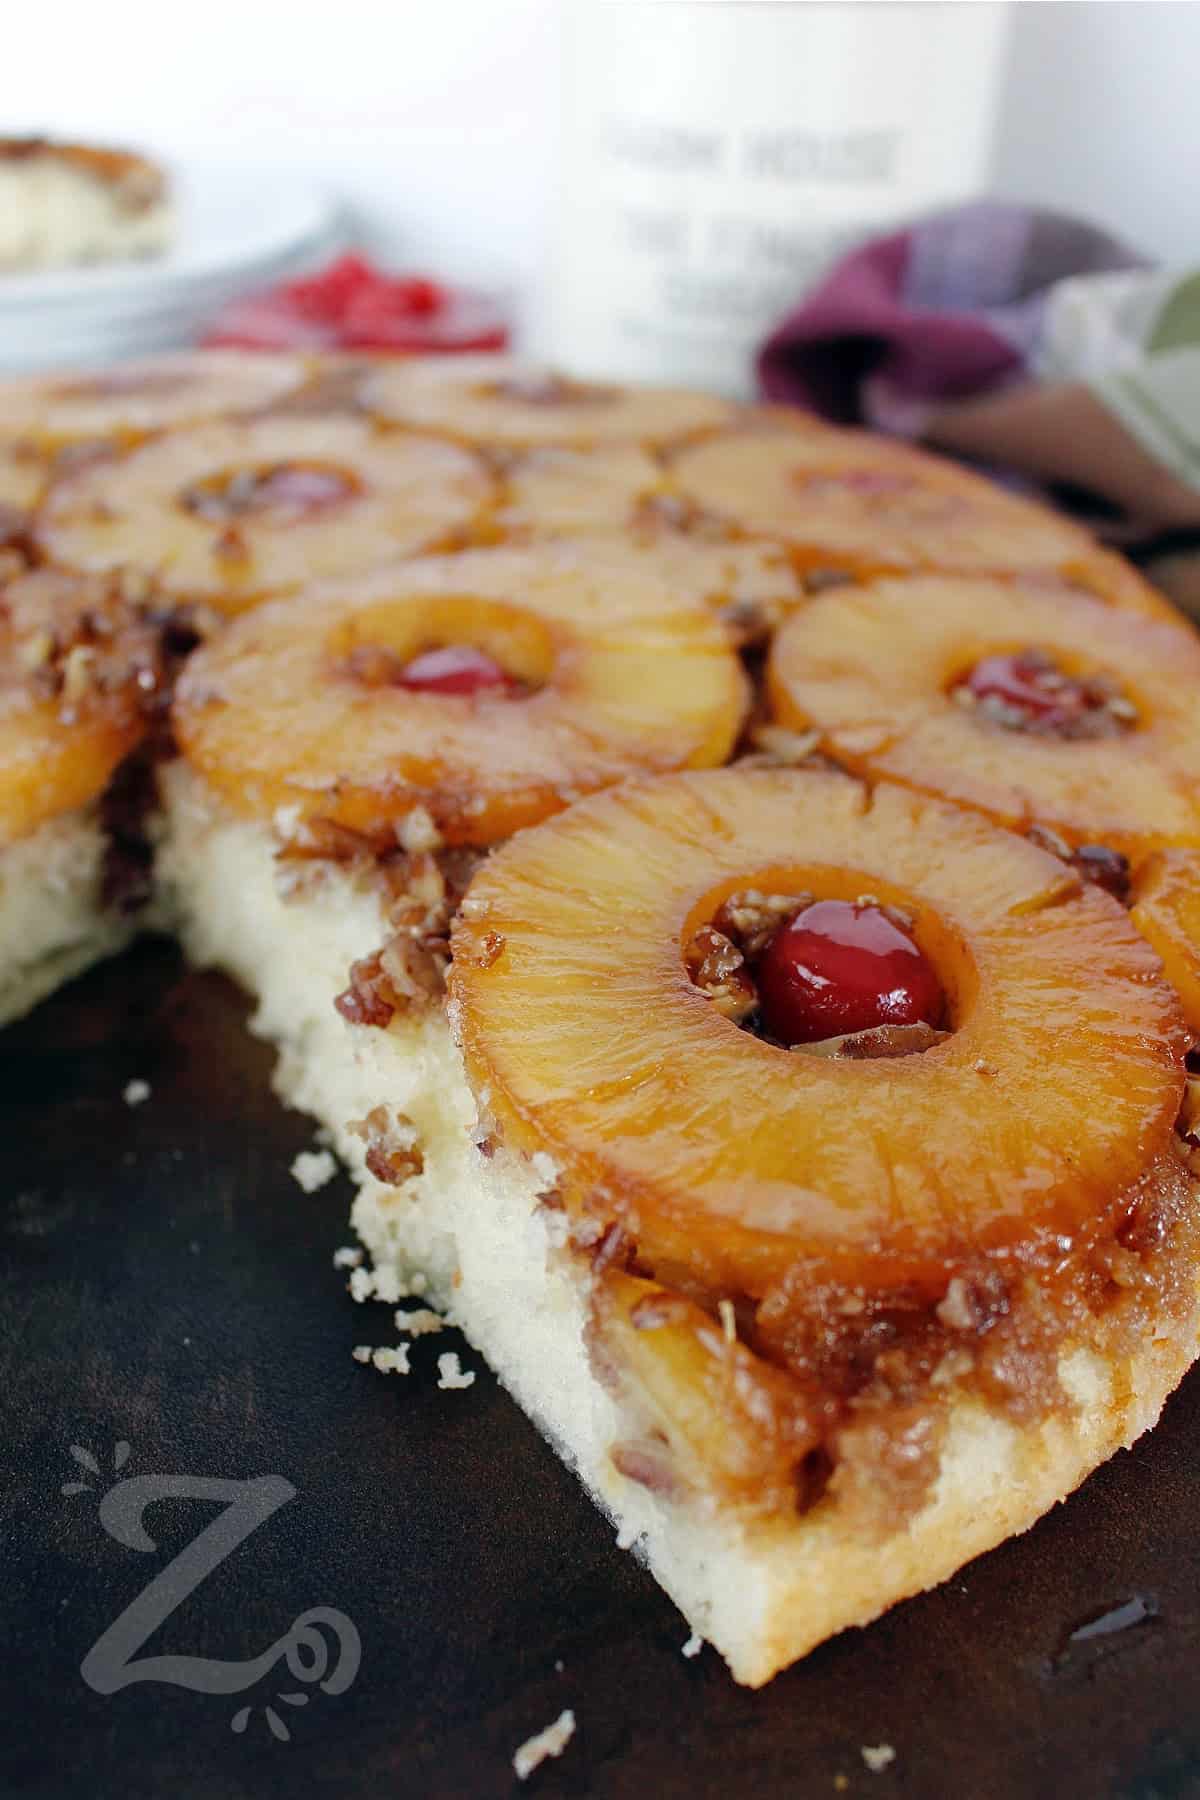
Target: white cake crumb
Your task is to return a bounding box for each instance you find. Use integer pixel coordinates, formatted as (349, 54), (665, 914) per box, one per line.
(333, 1246), (364, 1270)
(122, 1078), (151, 1107)
(371, 1344), (411, 1376)
(394, 1307), (444, 1336)
(861, 1744), (896, 1773)
(291, 1148), (337, 1193)
(512, 1708), (576, 1781)
(436, 1351), (475, 1390)
(272, 802), (304, 841)
(681, 1633), (703, 1658)
(372, 1265), (405, 1305)
(348, 1266), (376, 1303)
(351, 1345), (373, 1363)
(396, 804), (443, 854)
(615, 1520), (639, 1551)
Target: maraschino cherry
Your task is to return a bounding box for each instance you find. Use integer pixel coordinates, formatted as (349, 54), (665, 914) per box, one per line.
(398, 644), (513, 696)
(757, 899), (943, 1046)
(962, 650), (1093, 731)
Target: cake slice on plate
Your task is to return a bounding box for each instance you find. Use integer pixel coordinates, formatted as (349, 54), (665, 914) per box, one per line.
(0, 137), (173, 270)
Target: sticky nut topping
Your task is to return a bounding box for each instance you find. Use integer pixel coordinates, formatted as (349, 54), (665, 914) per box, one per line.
(7, 568), (205, 728)
(331, 844), (486, 1027)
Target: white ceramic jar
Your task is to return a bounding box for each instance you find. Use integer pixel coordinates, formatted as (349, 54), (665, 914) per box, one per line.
(546, 1), (1010, 395)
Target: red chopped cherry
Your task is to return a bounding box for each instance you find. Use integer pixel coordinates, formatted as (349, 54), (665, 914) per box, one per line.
(962, 650), (1092, 730)
(757, 899), (943, 1046)
(399, 644), (513, 696)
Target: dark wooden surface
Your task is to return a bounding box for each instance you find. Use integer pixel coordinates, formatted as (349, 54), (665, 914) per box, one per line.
(2, 938), (1200, 1799)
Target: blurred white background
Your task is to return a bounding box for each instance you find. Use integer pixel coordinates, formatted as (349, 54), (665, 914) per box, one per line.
(3, 1), (1195, 300)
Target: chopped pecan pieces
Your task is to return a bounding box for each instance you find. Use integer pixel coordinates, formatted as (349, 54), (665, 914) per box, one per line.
(683, 924), (756, 1021)
(798, 1021), (949, 1061)
(334, 952), (398, 1027)
(349, 1106), (424, 1185)
(714, 889), (807, 959)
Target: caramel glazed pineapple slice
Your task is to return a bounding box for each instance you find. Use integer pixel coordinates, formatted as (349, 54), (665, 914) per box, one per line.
(665, 410), (1179, 617)
(767, 572), (1200, 1031)
(35, 413), (495, 617)
(0, 350), (309, 448)
(158, 541), (746, 1269)
(0, 559), (179, 1022)
(449, 764), (1200, 1685)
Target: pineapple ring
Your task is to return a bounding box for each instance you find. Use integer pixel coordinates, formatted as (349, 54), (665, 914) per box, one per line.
(1131, 850), (1200, 1033)
(364, 354), (734, 448)
(0, 438), (44, 515)
(496, 445), (663, 537)
(668, 420), (1119, 583)
(767, 575), (1200, 855)
(36, 416), (495, 616)
(0, 351), (307, 445)
(451, 766), (1187, 1298)
(172, 545), (748, 845)
(0, 568), (147, 845)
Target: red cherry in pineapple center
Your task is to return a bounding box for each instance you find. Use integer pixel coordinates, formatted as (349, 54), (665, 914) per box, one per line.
(757, 899), (944, 1046)
(961, 649), (1094, 730)
(398, 644), (513, 696)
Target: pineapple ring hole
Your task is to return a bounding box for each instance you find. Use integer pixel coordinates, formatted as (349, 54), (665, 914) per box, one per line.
(481, 372), (621, 409)
(947, 644), (1139, 736)
(326, 594), (554, 697)
(179, 461), (362, 526)
(53, 370), (195, 403)
(681, 868), (961, 1055)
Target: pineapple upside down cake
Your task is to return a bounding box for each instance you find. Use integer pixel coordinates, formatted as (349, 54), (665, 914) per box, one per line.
(6, 349), (1200, 1685)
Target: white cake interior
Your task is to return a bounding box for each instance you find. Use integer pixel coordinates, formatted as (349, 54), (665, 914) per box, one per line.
(0, 806), (133, 1027)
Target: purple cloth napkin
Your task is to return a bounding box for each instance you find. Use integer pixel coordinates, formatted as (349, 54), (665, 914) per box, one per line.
(757, 202), (1147, 438)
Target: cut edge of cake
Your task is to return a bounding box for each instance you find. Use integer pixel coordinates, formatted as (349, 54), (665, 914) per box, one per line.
(0, 805), (133, 1027)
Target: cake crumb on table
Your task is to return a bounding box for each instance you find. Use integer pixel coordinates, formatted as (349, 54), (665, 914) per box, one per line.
(512, 1708), (576, 1781)
(333, 1245), (364, 1270)
(290, 1148), (337, 1193)
(351, 1344), (411, 1375)
(681, 1633), (703, 1658)
(122, 1078), (150, 1107)
(436, 1351), (475, 1390)
(394, 1306), (444, 1336)
(347, 1263), (425, 1304)
(861, 1744), (896, 1773)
